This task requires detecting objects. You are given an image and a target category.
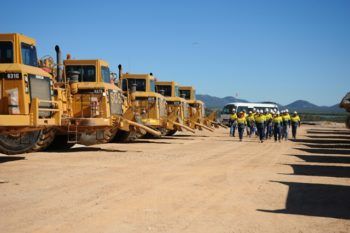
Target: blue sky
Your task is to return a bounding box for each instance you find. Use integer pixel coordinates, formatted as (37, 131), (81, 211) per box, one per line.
(1, 0), (349, 106)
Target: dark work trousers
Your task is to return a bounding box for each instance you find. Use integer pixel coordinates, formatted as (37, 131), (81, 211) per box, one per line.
(274, 125), (282, 141)
(230, 122), (237, 137)
(292, 123), (298, 139)
(238, 123), (245, 140)
(256, 123), (265, 141)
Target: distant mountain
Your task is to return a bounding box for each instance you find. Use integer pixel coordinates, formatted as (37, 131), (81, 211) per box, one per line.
(196, 94), (345, 114)
(196, 94), (248, 109)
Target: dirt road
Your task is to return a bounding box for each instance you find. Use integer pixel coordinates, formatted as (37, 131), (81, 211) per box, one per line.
(1, 124), (349, 233)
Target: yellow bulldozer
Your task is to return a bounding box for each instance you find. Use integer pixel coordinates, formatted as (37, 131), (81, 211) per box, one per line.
(178, 86), (216, 132)
(0, 33), (61, 154)
(155, 81), (195, 136)
(117, 66), (169, 137)
(38, 48), (161, 149)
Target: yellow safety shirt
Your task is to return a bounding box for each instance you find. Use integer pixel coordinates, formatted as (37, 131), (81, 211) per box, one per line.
(291, 115), (301, 123)
(255, 115), (266, 123)
(237, 117), (247, 125)
(273, 116), (283, 124)
(230, 113), (237, 120)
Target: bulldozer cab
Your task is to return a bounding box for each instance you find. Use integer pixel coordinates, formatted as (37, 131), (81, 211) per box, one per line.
(156, 81), (188, 118)
(63, 59), (124, 120)
(179, 86), (205, 119)
(0, 33), (60, 129)
(0, 33), (61, 155)
(118, 73), (167, 130)
(155, 81), (193, 134)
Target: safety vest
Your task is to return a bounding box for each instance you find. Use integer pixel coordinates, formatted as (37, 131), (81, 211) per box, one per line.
(255, 115), (266, 124)
(282, 114), (291, 122)
(265, 113), (272, 121)
(237, 117), (247, 125)
(230, 113), (237, 121)
(247, 115), (255, 122)
(273, 116), (283, 125)
(291, 115), (300, 123)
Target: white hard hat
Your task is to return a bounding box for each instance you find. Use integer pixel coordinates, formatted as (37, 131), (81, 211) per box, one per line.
(294, 111), (297, 114)
(260, 110), (264, 113)
(265, 108), (268, 112)
(232, 109), (236, 112)
(249, 111), (252, 114)
(277, 111), (280, 114)
(286, 109), (289, 113)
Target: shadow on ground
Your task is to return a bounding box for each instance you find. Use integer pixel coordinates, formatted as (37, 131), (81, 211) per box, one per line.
(292, 138), (350, 144)
(307, 130), (350, 135)
(307, 135), (350, 140)
(296, 147), (350, 155)
(46, 147), (129, 153)
(258, 181), (350, 219)
(283, 164), (350, 178)
(292, 154), (350, 164)
(0, 156), (25, 163)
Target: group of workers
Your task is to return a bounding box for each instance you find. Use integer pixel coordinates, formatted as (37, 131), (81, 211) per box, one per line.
(229, 108), (301, 143)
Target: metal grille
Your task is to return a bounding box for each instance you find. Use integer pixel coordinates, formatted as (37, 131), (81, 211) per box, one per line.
(29, 75), (51, 117)
(109, 90), (123, 115)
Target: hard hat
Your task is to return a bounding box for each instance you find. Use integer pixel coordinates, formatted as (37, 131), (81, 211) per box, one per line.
(294, 111), (297, 114)
(253, 108), (256, 111)
(286, 109), (289, 113)
(249, 111), (252, 114)
(260, 110), (264, 113)
(232, 109), (236, 112)
(277, 111), (280, 115)
(243, 109), (246, 112)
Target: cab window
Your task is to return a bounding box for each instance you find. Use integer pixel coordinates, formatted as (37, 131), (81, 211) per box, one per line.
(174, 86), (180, 97)
(122, 79), (146, 92)
(0, 41), (13, 63)
(101, 66), (110, 83)
(150, 80), (155, 92)
(179, 90), (191, 100)
(156, 85), (171, 96)
(21, 43), (38, 66)
(65, 65), (96, 82)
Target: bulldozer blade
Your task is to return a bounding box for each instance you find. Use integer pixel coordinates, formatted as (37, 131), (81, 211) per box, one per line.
(125, 119), (161, 137)
(194, 122), (215, 132)
(171, 121), (196, 134)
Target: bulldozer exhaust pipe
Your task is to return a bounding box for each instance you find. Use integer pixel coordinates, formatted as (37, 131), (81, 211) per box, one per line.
(118, 64), (122, 80)
(55, 45), (63, 83)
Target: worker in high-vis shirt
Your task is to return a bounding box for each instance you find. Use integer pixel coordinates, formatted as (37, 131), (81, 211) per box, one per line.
(264, 109), (273, 139)
(282, 109), (291, 140)
(246, 111), (256, 137)
(255, 110), (266, 143)
(273, 111), (283, 142)
(237, 112), (247, 141)
(229, 109), (238, 137)
(291, 111), (301, 140)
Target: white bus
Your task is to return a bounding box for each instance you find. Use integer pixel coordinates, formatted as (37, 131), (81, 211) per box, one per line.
(220, 102), (279, 126)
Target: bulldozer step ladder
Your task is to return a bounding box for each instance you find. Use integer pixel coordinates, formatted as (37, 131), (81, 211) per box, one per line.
(67, 121), (78, 144)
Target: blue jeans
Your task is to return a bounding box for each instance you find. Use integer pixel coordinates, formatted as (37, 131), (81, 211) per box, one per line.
(256, 123), (265, 141)
(282, 125), (289, 140)
(265, 122), (272, 139)
(238, 124), (245, 140)
(274, 125), (282, 141)
(230, 123), (237, 137)
(292, 124), (298, 139)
